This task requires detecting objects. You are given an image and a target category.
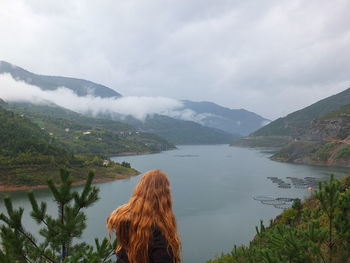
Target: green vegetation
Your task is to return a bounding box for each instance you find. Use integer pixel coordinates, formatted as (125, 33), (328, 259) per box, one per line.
(318, 103), (350, 120)
(237, 93), (350, 167)
(0, 169), (115, 262)
(208, 174), (350, 263)
(0, 105), (138, 187)
(252, 87), (350, 137)
(231, 136), (292, 148)
(271, 142), (350, 166)
(124, 114), (238, 144)
(0, 105), (75, 168)
(334, 146), (350, 160)
(1, 153), (138, 187)
(6, 102), (175, 155)
(121, 161), (131, 168)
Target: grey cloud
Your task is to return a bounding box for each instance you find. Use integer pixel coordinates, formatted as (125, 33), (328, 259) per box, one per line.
(0, 73), (217, 124)
(0, 0), (349, 119)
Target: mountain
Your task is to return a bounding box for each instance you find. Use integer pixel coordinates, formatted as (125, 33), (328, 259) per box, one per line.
(181, 100), (269, 135)
(137, 114), (239, 144)
(232, 87), (350, 167)
(0, 60), (121, 98)
(271, 104), (350, 167)
(5, 102), (175, 154)
(1, 61), (262, 143)
(100, 114), (238, 145)
(252, 87), (350, 137)
(233, 87), (350, 148)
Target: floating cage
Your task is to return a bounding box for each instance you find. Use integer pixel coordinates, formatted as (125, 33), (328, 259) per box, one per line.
(253, 195), (275, 202)
(261, 199), (286, 205)
(267, 176), (320, 190)
(274, 203), (293, 209)
(276, 197), (295, 202)
(254, 195), (295, 209)
(278, 183), (291, 189)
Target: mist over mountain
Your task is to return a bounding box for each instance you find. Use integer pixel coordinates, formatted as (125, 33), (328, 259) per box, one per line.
(179, 100), (269, 136)
(104, 113), (239, 145)
(0, 61), (269, 141)
(0, 60), (121, 98)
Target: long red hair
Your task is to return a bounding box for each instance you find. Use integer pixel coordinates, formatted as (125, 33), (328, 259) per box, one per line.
(107, 169), (181, 263)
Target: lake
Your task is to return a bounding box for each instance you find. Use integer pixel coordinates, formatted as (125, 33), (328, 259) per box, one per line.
(1, 145), (349, 263)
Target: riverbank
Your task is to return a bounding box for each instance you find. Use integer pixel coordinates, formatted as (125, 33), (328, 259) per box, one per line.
(0, 163), (140, 192)
(0, 171), (139, 192)
(231, 141), (350, 168)
(271, 154), (350, 168)
(108, 146), (177, 157)
(270, 141), (350, 168)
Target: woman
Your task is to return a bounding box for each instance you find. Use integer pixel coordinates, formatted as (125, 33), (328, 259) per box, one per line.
(107, 169), (181, 263)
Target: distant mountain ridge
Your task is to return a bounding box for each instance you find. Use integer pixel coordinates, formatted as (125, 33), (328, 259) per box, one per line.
(181, 100), (269, 136)
(117, 114), (238, 145)
(0, 61), (268, 143)
(0, 61), (121, 98)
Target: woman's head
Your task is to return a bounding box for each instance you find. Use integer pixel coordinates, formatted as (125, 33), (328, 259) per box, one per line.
(107, 169), (181, 263)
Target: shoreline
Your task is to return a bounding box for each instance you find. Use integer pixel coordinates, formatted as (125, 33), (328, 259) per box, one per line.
(110, 147), (177, 157)
(271, 156), (350, 169)
(108, 151), (157, 157)
(0, 171), (140, 192)
(232, 145), (350, 169)
(0, 148), (177, 192)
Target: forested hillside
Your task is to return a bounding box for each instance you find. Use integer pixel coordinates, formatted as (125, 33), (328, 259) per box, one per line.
(0, 104), (138, 187)
(121, 114), (238, 144)
(0, 104), (73, 166)
(6, 102), (175, 154)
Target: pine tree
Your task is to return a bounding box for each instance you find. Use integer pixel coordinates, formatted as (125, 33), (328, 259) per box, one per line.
(315, 174), (340, 263)
(0, 169), (116, 263)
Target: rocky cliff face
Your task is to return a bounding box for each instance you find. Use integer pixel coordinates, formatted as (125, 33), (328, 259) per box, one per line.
(271, 113), (350, 167)
(306, 114), (350, 141)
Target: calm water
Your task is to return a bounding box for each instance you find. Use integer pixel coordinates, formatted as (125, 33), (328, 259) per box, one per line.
(1, 145), (349, 263)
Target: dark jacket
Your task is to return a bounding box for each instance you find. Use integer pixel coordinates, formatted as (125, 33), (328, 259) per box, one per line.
(116, 228), (174, 263)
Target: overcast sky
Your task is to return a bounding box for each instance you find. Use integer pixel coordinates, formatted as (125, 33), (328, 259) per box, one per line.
(1, 0), (349, 120)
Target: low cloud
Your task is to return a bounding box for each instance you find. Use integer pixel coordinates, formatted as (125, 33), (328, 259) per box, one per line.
(1, 0), (350, 119)
(0, 73), (220, 124)
(166, 109), (217, 125)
